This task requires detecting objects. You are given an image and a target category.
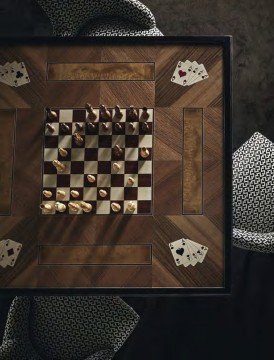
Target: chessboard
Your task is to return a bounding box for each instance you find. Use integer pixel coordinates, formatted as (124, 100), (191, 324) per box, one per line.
(41, 105), (154, 215)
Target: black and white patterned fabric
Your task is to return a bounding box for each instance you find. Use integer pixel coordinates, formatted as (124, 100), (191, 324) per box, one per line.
(35, 0), (162, 37)
(0, 296), (139, 360)
(233, 132), (274, 253)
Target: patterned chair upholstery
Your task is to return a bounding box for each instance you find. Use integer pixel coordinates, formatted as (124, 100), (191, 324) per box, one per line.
(233, 132), (274, 253)
(0, 296), (139, 360)
(35, 0), (163, 36)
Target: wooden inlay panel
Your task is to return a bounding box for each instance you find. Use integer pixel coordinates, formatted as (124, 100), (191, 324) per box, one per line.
(0, 110), (15, 215)
(183, 108), (203, 214)
(47, 62), (155, 81)
(39, 245), (152, 265)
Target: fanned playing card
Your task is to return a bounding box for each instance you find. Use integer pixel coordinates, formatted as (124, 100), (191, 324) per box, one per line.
(169, 238), (208, 267)
(171, 60), (209, 87)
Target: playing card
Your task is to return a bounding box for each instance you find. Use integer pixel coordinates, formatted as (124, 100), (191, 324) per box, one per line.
(169, 238), (192, 267)
(171, 61), (194, 86)
(189, 63), (209, 85)
(9, 61), (30, 87)
(185, 241), (199, 266)
(0, 239), (22, 268)
(186, 61), (200, 85)
(0, 62), (12, 86)
(187, 239), (208, 263)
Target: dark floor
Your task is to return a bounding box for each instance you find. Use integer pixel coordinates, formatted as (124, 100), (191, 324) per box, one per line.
(0, 1), (274, 359)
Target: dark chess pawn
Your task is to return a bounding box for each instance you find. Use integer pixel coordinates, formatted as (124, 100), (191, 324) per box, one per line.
(86, 122), (96, 132)
(128, 122), (135, 132)
(75, 122), (84, 132)
(141, 122), (149, 133)
(115, 123), (122, 132)
(99, 104), (111, 121)
(114, 105), (123, 119)
(113, 145), (123, 158)
(73, 132), (84, 146)
(102, 123), (109, 132)
(85, 103), (97, 121)
(140, 107), (150, 121)
(46, 123), (55, 133)
(46, 107), (57, 121)
(128, 105), (138, 121)
(60, 123), (70, 133)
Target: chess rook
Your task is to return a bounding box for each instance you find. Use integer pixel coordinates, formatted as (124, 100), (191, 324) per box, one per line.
(85, 103), (97, 121)
(141, 107), (150, 120)
(73, 133), (84, 146)
(46, 123), (55, 133)
(127, 201), (136, 212)
(40, 203), (53, 213)
(46, 107), (57, 121)
(52, 160), (66, 172)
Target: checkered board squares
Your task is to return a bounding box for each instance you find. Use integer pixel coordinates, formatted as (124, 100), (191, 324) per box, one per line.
(41, 107), (154, 215)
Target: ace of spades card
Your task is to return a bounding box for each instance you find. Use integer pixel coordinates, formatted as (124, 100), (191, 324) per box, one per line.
(169, 239), (192, 267)
(0, 239), (22, 268)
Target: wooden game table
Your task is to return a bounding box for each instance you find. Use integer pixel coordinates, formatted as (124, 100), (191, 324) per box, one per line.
(0, 37), (232, 294)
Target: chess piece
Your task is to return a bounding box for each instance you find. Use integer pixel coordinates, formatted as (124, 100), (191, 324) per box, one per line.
(141, 122), (149, 133)
(87, 175), (96, 183)
(114, 105), (123, 119)
(43, 190), (52, 198)
(56, 190), (66, 200)
(85, 103), (97, 121)
(128, 105), (138, 121)
(140, 147), (150, 159)
(52, 160), (66, 172)
(68, 202), (81, 212)
(127, 201), (136, 212)
(40, 203), (53, 213)
(113, 145), (123, 158)
(99, 104), (111, 120)
(115, 123), (122, 132)
(127, 177), (135, 186)
(86, 122), (96, 132)
(102, 122), (109, 132)
(55, 202), (66, 212)
(73, 133), (84, 146)
(79, 201), (92, 213)
(60, 123), (70, 133)
(99, 189), (107, 198)
(75, 122), (84, 131)
(112, 162), (121, 172)
(46, 107), (57, 121)
(46, 123), (55, 133)
(129, 122), (135, 132)
(111, 202), (121, 212)
(141, 107), (150, 120)
(58, 148), (68, 157)
(70, 190), (80, 198)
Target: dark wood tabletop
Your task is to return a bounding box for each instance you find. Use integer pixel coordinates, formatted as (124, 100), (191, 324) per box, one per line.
(0, 37), (232, 294)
